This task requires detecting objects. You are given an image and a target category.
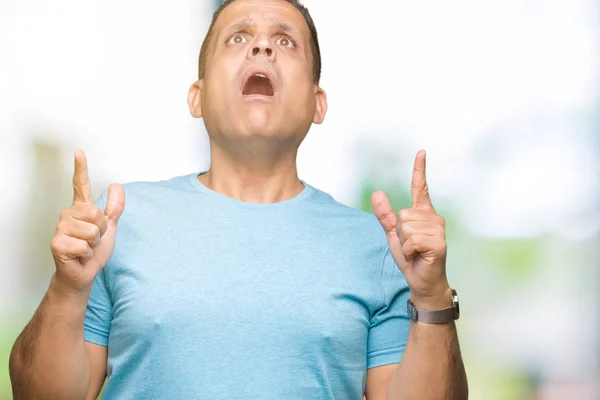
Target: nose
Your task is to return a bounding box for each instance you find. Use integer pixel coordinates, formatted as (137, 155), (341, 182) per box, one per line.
(247, 35), (275, 61)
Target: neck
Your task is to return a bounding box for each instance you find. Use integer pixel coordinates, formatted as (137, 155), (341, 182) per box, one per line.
(198, 140), (304, 204)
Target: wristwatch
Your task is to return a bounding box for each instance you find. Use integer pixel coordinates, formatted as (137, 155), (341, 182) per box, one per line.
(407, 289), (460, 324)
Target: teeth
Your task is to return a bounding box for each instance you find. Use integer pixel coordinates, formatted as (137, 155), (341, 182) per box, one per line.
(255, 73), (266, 78)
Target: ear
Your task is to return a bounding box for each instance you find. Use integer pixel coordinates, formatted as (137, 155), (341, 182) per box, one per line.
(187, 80), (204, 118)
(312, 85), (328, 125)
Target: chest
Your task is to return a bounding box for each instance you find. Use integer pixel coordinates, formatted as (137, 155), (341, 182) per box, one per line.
(106, 225), (380, 363)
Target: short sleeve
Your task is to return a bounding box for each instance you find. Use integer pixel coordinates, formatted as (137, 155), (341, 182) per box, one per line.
(84, 191), (113, 347)
(367, 246), (410, 369)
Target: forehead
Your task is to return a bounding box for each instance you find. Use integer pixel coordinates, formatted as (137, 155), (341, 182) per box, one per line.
(215, 0), (309, 36)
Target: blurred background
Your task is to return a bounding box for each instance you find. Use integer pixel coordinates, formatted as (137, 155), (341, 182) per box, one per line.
(1, 0), (599, 399)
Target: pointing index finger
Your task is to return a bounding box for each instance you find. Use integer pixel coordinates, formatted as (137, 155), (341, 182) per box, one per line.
(73, 149), (92, 204)
(411, 149), (433, 208)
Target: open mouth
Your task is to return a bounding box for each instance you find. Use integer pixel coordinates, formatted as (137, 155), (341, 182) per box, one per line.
(242, 73), (275, 97)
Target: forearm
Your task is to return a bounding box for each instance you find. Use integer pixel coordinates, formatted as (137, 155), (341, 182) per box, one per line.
(387, 290), (468, 400)
(387, 321), (467, 400)
(9, 275), (92, 400)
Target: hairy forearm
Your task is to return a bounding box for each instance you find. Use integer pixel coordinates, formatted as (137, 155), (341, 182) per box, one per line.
(387, 320), (468, 400)
(388, 322), (468, 400)
(9, 275), (91, 400)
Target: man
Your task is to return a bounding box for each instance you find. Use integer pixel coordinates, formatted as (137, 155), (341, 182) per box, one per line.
(9, 0), (468, 399)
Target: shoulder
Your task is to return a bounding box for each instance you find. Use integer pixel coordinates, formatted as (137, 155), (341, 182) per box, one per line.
(115, 173), (199, 207)
(96, 173), (199, 219)
(304, 183), (387, 247)
(120, 173), (196, 197)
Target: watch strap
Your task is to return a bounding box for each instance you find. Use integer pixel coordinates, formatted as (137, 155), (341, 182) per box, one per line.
(407, 289), (459, 324)
(407, 300), (457, 323)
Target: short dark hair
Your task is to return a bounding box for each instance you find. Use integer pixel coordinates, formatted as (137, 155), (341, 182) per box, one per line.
(197, 0), (322, 84)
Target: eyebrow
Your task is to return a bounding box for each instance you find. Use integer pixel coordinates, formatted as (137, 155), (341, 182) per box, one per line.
(228, 17), (300, 36)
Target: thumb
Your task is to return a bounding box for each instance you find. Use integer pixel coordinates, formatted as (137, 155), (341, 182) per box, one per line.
(104, 183), (126, 226)
(371, 190), (396, 236)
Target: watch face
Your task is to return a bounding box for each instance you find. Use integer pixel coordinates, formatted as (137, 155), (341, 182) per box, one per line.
(407, 300), (417, 321)
(452, 289), (460, 319)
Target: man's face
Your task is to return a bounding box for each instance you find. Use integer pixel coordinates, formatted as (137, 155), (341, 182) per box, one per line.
(191, 0), (327, 145)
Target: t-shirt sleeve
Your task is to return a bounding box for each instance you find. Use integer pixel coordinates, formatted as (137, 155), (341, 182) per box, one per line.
(84, 191), (113, 347)
(367, 246), (410, 369)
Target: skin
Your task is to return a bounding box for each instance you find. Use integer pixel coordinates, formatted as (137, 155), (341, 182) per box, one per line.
(187, 0), (327, 203)
(9, 1), (467, 399)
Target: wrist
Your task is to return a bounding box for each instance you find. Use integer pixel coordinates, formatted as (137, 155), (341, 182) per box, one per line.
(49, 274), (92, 308)
(410, 285), (453, 310)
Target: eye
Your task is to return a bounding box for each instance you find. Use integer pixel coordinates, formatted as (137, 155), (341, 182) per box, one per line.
(276, 36), (296, 48)
(227, 33), (247, 45)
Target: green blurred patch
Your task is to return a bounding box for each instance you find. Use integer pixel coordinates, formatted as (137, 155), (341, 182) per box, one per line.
(1, 325), (20, 398)
(359, 179), (413, 213)
(467, 360), (538, 400)
(479, 238), (543, 280)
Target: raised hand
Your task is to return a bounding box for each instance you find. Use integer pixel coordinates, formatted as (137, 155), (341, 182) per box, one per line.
(372, 150), (450, 307)
(50, 150), (125, 293)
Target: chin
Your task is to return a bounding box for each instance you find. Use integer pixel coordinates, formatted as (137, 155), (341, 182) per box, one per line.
(239, 110), (279, 136)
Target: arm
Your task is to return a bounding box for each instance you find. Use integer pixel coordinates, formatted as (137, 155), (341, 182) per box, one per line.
(365, 293), (467, 400)
(9, 277), (108, 400)
(370, 150), (468, 399)
(10, 150), (123, 400)
(388, 316), (467, 399)
(86, 342), (108, 400)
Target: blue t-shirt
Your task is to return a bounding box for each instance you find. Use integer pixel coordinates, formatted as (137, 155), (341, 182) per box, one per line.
(85, 173), (410, 399)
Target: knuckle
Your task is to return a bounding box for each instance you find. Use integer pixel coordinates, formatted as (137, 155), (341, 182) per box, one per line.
(398, 209), (410, 221)
(400, 221), (412, 234)
(438, 239), (447, 251)
(50, 236), (62, 252)
(58, 209), (70, 221)
(411, 235), (421, 247)
(73, 176), (89, 189)
(88, 224), (100, 238)
(54, 224), (64, 236)
(90, 206), (103, 220)
(57, 217), (76, 234)
(73, 240), (89, 254)
(377, 210), (392, 224)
